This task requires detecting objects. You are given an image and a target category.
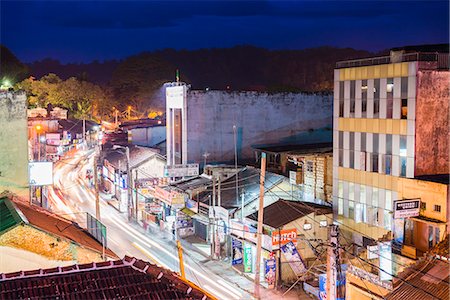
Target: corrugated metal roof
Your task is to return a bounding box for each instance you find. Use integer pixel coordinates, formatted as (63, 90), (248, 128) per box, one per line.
(247, 199), (332, 228)
(0, 197), (24, 234)
(386, 236), (450, 300)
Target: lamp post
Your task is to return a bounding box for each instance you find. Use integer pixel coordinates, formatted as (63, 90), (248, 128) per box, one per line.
(36, 125), (42, 161)
(113, 145), (133, 222)
(233, 125), (239, 218)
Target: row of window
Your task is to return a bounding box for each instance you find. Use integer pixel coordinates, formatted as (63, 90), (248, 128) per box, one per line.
(420, 202), (441, 213)
(338, 150), (408, 177)
(338, 78), (409, 119)
(338, 132), (407, 155)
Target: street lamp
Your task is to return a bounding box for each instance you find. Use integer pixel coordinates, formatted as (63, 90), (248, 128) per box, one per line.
(233, 125), (240, 219)
(112, 145), (134, 222)
(36, 125), (42, 161)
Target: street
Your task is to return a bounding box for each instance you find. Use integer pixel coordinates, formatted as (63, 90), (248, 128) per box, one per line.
(48, 148), (252, 300)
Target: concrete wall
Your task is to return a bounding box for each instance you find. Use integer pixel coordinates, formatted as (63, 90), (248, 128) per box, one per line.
(415, 70), (450, 176)
(131, 126), (166, 147)
(186, 91), (332, 164)
(0, 91), (29, 195)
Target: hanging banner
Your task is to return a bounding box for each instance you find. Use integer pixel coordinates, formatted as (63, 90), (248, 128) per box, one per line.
(264, 259), (276, 289)
(243, 244), (253, 273)
(379, 241), (393, 281)
(232, 238), (243, 265)
(280, 241), (307, 277)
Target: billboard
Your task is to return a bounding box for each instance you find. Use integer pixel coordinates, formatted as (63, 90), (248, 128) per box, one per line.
(280, 241), (307, 277)
(29, 162), (53, 186)
(264, 259), (276, 289)
(164, 164), (199, 177)
(232, 238), (243, 265)
(394, 199), (420, 219)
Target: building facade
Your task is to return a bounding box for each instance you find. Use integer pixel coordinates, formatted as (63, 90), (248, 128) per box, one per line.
(165, 84), (333, 166)
(333, 47), (449, 250)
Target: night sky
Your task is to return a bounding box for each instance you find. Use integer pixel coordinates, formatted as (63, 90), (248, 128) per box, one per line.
(1, 0), (448, 63)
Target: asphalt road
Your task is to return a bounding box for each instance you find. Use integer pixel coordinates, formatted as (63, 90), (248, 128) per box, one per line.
(47, 148), (252, 300)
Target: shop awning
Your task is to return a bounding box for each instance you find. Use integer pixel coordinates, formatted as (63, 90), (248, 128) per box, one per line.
(181, 207), (196, 217)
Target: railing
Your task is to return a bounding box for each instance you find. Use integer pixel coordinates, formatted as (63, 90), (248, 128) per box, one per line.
(336, 52), (449, 70)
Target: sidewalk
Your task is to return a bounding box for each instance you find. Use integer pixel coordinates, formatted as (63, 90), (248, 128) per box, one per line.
(140, 220), (311, 300)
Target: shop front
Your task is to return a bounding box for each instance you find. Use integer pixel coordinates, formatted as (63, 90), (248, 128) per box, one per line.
(230, 219), (276, 289)
(153, 186), (186, 232)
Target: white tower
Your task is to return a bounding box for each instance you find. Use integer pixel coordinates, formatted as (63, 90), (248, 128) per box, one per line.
(165, 83), (188, 166)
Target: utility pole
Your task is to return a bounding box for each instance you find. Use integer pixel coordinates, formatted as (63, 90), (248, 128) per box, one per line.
(94, 154), (100, 220)
(326, 224), (340, 300)
(254, 152), (266, 298)
(135, 169), (139, 222)
(241, 189), (245, 221)
(124, 146), (132, 222)
(233, 125), (239, 215)
(177, 240), (186, 279)
(211, 175), (217, 259)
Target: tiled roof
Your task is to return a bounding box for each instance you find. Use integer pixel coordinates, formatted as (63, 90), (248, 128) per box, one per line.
(0, 256), (213, 300)
(8, 198), (117, 258)
(247, 199), (332, 229)
(386, 235), (450, 300)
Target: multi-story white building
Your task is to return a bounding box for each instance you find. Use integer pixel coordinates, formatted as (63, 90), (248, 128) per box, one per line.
(333, 45), (449, 252)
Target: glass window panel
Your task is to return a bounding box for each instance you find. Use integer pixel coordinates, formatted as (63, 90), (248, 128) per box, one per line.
(339, 131), (344, 149)
(361, 80), (367, 118)
(387, 78), (394, 119)
(401, 98), (408, 119)
(338, 198), (344, 215)
(360, 185), (366, 204)
(373, 133), (379, 154)
(401, 77), (408, 99)
(386, 134), (392, 155)
(400, 156), (407, 177)
(361, 133), (366, 152)
(349, 201), (355, 220)
(374, 79), (380, 118)
(400, 135), (407, 157)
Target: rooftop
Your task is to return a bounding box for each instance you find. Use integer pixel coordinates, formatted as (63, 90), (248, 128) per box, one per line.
(197, 167), (284, 209)
(104, 145), (164, 171)
(336, 44), (449, 69)
(0, 256), (213, 300)
(0, 195), (116, 258)
(414, 174), (450, 185)
(253, 142), (333, 155)
(247, 199), (332, 229)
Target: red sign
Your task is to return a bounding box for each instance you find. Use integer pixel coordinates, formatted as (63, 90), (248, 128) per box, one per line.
(272, 228), (297, 246)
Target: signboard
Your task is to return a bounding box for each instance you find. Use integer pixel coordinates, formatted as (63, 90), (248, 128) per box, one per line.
(154, 186), (185, 208)
(264, 259), (276, 289)
(379, 241), (393, 281)
(232, 238), (243, 265)
(280, 241), (307, 277)
(164, 164), (199, 177)
(29, 162), (53, 186)
(272, 228), (297, 246)
(243, 244), (253, 273)
(394, 199), (420, 219)
(87, 213), (107, 247)
(166, 85), (185, 109)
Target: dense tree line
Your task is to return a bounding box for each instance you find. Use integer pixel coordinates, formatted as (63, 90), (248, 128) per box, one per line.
(1, 44), (377, 120)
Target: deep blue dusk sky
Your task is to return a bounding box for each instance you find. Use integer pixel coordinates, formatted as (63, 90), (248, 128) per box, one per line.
(1, 0), (448, 63)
